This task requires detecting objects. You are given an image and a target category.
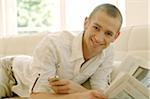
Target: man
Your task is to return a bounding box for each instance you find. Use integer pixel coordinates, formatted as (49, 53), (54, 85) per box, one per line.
(0, 3), (122, 99)
(30, 3), (122, 98)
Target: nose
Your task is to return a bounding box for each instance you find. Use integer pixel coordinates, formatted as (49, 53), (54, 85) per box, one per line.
(94, 31), (105, 43)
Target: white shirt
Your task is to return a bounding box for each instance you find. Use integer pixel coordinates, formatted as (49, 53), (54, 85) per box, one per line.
(12, 31), (114, 97)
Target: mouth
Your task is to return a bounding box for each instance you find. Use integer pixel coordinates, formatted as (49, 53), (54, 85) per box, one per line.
(90, 37), (105, 48)
(90, 37), (99, 48)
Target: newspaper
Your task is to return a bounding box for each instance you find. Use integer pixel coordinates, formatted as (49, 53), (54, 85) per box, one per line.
(105, 74), (149, 99)
(105, 56), (150, 99)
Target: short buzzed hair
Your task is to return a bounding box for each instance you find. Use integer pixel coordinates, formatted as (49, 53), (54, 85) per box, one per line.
(89, 3), (123, 30)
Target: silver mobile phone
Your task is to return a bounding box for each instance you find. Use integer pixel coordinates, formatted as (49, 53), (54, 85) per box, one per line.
(48, 75), (59, 82)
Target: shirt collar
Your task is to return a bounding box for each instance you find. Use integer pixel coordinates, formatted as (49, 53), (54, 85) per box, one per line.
(70, 32), (84, 62)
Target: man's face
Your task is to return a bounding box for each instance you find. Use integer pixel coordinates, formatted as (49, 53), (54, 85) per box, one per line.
(83, 10), (120, 57)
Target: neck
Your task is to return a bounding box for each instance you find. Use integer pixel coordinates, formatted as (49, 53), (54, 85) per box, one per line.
(82, 39), (103, 61)
(82, 39), (92, 61)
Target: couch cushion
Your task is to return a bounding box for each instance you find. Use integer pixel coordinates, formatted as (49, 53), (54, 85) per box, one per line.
(0, 33), (47, 56)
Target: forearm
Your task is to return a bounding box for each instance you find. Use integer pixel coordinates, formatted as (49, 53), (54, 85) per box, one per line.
(30, 93), (80, 99)
(30, 90), (107, 99)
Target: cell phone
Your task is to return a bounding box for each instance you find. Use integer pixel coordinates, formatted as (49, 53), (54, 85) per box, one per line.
(48, 75), (60, 82)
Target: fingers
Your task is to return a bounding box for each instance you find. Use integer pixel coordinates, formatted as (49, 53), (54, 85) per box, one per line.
(49, 79), (70, 94)
(49, 79), (88, 94)
(51, 85), (70, 94)
(91, 90), (107, 99)
(50, 79), (69, 86)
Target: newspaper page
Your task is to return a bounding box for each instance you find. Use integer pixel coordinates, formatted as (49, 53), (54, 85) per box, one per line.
(132, 66), (150, 89)
(105, 74), (149, 99)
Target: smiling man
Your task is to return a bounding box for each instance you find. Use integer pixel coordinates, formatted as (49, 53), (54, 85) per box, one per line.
(29, 3), (122, 97)
(0, 3), (122, 99)
(83, 5), (121, 60)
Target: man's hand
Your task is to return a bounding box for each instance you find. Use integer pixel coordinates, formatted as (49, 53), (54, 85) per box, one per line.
(49, 79), (87, 94)
(72, 90), (108, 99)
(30, 90), (107, 99)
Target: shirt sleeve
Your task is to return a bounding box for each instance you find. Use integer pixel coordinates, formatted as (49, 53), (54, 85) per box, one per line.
(29, 35), (58, 93)
(90, 46), (114, 91)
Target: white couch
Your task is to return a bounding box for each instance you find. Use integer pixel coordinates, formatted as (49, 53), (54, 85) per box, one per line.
(113, 25), (150, 62)
(0, 25), (149, 60)
(0, 25), (150, 80)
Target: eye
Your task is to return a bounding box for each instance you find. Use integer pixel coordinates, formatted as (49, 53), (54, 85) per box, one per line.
(93, 26), (100, 31)
(106, 32), (113, 37)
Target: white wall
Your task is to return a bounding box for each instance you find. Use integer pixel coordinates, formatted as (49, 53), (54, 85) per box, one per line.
(0, 0), (17, 37)
(126, 0), (150, 65)
(148, 0), (150, 25)
(126, 0), (148, 26)
(147, 0), (149, 66)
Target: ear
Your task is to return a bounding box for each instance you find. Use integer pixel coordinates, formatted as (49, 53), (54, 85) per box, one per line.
(112, 32), (120, 42)
(84, 17), (89, 30)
